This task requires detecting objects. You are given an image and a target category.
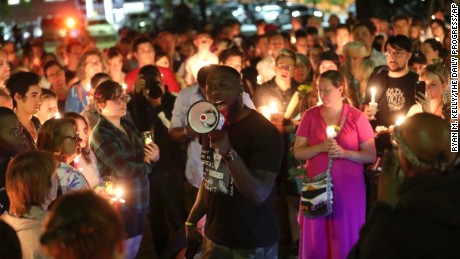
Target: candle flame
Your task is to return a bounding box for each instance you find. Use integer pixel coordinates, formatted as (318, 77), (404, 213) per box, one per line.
(326, 126), (336, 139)
(54, 112), (61, 119)
(121, 83), (127, 90)
(395, 116), (405, 126)
(115, 188), (122, 199)
(269, 102), (279, 114)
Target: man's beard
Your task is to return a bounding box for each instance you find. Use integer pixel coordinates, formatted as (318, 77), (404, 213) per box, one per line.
(221, 98), (241, 125)
(389, 63), (406, 73)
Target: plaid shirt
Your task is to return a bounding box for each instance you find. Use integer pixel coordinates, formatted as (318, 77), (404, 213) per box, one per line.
(90, 116), (151, 213)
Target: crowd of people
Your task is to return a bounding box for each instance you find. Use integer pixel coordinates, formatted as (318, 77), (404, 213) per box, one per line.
(0, 6), (458, 259)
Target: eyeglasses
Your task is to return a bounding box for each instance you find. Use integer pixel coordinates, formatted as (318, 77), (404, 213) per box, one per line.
(276, 64), (294, 72)
(85, 60), (102, 67)
(111, 94), (131, 104)
(384, 51), (407, 58)
(64, 133), (81, 141)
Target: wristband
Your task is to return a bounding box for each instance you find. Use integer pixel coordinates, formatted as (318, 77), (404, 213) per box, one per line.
(185, 221), (196, 227)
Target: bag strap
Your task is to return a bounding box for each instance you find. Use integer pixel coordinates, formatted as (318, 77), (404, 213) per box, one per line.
(326, 114), (347, 177)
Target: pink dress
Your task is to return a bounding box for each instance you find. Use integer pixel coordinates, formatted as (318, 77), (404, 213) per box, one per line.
(296, 103), (374, 259)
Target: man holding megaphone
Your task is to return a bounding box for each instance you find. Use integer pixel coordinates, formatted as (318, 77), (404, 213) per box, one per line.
(185, 65), (283, 258)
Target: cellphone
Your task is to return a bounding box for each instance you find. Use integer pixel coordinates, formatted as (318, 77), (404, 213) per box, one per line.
(415, 81), (426, 96)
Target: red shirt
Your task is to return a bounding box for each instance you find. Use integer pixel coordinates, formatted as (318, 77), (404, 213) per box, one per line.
(125, 66), (180, 94)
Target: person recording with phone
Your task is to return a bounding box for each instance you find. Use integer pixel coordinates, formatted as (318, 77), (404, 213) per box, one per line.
(130, 65), (186, 258)
(406, 63), (450, 120)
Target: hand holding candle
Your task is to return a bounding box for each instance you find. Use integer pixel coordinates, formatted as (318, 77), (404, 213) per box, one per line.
(111, 188), (126, 210)
(326, 126), (336, 139)
(142, 130), (154, 145)
(370, 87), (376, 103)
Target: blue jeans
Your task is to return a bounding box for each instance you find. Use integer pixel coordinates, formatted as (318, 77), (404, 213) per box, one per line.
(202, 235), (278, 259)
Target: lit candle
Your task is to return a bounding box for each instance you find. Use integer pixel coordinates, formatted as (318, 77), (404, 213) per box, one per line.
(73, 157), (79, 170)
(269, 102), (279, 114)
(144, 137), (153, 145)
(326, 126), (336, 139)
(257, 75), (262, 85)
(54, 112), (61, 119)
(86, 83), (91, 92)
(395, 115), (405, 126)
(121, 83), (127, 93)
(112, 188), (126, 209)
(370, 87), (377, 103)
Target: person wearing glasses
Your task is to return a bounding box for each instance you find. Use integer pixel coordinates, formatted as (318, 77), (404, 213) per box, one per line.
(348, 113), (460, 259)
(37, 117), (89, 195)
(90, 80), (160, 259)
(255, 48), (298, 123)
(254, 48), (300, 250)
(362, 35), (418, 214)
(364, 35), (418, 149)
(65, 49), (106, 113)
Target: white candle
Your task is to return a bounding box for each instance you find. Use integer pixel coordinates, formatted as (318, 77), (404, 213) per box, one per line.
(395, 116), (405, 126)
(370, 87), (377, 103)
(144, 137), (152, 145)
(73, 157), (79, 170)
(86, 83), (91, 92)
(326, 126), (336, 139)
(269, 102), (279, 114)
(257, 75), (262, 85)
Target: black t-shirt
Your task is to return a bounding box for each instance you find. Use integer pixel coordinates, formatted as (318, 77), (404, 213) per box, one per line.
(254, 78), (298, 113)
(201, 110), (283, 248)
(367, 70), (418, 126)
(366, 69), (418, 152)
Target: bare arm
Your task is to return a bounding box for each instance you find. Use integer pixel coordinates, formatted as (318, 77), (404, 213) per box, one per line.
(329, 138), (376, 164)
(293, 136), (327, 161)
(187, 181), (207, 224)
(186, 181), (207, 243)
(209, 130), (279, 204)
(224, 157), (277, 204)
(169, 125), (197, 143)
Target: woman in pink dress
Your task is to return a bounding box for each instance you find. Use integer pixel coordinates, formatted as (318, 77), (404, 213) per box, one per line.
(294, 70), (376, 259)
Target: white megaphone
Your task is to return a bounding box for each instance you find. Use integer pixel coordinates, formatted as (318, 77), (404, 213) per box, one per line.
(187, 101), (225, 134)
